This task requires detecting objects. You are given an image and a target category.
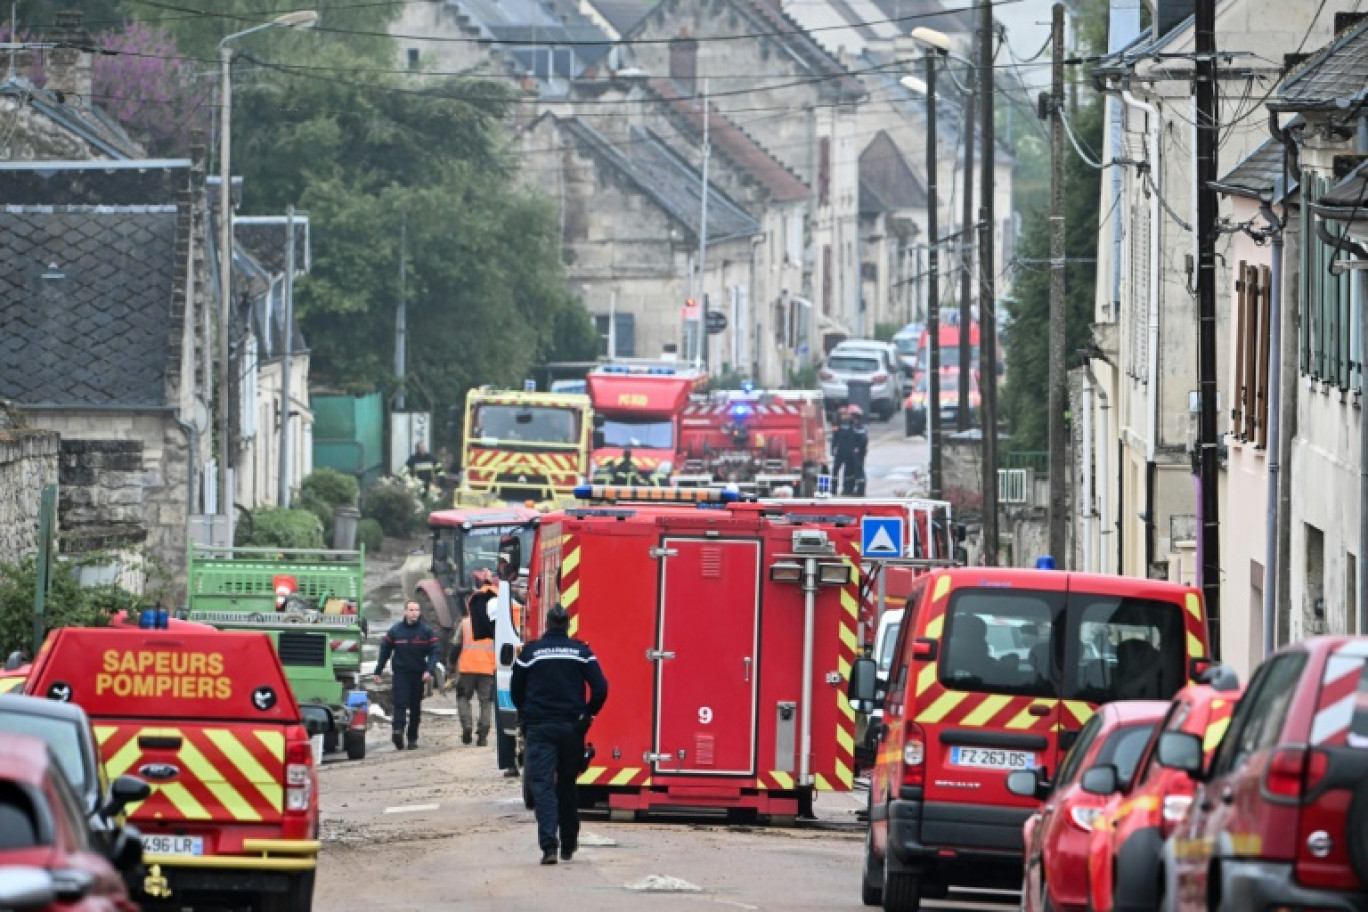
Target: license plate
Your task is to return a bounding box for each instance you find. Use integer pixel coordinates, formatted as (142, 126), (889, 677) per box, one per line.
(949, 747), (1037, 770)
(141, 835), (203, 856)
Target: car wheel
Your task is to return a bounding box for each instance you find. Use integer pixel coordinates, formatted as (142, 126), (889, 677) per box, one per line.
(344, 729), (366, 760)
(861, 824), (883, 906)
(322, 730), (340, 754)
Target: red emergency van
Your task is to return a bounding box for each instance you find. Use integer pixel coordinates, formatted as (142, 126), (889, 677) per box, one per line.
(848, 568), (1211, 912)
(25, 628), (324, 912)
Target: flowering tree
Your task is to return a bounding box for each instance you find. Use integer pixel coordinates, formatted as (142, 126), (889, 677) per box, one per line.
(92, 22), (211, 155)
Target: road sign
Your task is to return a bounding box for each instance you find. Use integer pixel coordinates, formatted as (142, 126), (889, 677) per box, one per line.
(861, 516), (903, 558)
(705, 310), (728, 334)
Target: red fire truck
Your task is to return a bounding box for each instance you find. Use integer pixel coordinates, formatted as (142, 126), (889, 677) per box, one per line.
(585, 363), (706, 483)
(676, 389), (829, 495)
(522, 485), (870, 823)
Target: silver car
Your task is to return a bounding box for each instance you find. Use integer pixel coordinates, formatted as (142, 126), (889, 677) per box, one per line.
(818, 350), (900, 420)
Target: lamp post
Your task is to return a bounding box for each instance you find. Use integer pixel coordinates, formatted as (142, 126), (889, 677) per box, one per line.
(217, 10), (319, 517)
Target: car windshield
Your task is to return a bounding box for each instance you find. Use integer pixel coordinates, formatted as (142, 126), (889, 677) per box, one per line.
(0, 714), (86, 796)
(460, 527), (536, 584)
(939, 588), (1188, 702)
(600, 418), (673, 449)
(1096, 722), (1159, 785)
(827, 356), (879, 374)
(877, 619), (903, 674)
(473, 405), (579, 445)
(894, 336), (919, 355)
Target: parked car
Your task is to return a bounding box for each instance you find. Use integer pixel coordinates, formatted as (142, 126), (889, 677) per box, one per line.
(1162, 636), (1368, 912)
(892, 323), (924, 374)
(1009, 700), (1169, 912)
(0, 733), (141, 912)
(1084, 673), (1242, 912)
(905, 367), (979, 437)
(832, 339), (907, 398)
(818, 349), (900, 420)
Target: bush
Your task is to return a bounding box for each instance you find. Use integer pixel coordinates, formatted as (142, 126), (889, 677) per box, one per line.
(237, 507), (324, 549)
(356, 518), (384, 555)
(300, 468), (359, 508)
(362, 479), (421, 538)
(0, 557), (118, 659)
(294, 491), (335, 542)
(788, 363), (819, 390)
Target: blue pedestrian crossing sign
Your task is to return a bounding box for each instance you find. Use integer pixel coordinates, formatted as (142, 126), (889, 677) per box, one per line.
(861, 516), (903, 558)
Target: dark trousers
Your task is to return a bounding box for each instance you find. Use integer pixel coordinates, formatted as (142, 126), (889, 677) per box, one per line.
(391, 673), (424, 743)
(526, 721), (582, 852)
(456, 673), (494, 736)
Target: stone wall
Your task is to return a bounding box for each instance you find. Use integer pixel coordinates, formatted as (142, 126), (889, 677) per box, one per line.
(0, 422), (60, 565)
(58, 439), (150, 553)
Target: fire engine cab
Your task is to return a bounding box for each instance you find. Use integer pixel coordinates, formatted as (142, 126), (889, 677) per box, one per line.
(520, 485), (874, 823)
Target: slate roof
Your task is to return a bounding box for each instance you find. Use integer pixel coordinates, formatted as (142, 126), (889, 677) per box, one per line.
(647, 78), (810, 202)
(585, 0), (654, 35)
(0, 78), (142, 159)
(0, 205), (179, 406)
(449, 0), (612, 65)
(1211, 136), (1287, 199)
(556, 116), (760, 242)
(1092, 15), (1193, 77)
(1310, 159), (1368, 222)
(859, 130), (926, 215)
(1273, 16), (1368, 112)
(235, 215), (311, 277)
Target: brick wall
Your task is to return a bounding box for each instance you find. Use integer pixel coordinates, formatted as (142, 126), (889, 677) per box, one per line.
(0, 428), (60, 565)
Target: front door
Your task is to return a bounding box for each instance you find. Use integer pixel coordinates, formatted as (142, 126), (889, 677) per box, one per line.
(653, 537), (760, 776)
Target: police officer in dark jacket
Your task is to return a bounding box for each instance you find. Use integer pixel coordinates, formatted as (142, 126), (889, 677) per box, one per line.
(373, 600), (440, 751)
(511, 603), (609, 865)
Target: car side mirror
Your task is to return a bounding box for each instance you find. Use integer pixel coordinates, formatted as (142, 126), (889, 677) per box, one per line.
(1080, 763), (1120, 796)
(106, 824), (144, 874)
(101, 775), (151, 819)
(0, 867), (55, 907)
(1156, 731), (1206, 779)
(1006, 769), (1050, 801)
(847, 657), (878, 712)
(301, 704), (335, 737)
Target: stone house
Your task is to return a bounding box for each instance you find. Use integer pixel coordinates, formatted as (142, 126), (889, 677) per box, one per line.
(1081, 0), (1346, 674)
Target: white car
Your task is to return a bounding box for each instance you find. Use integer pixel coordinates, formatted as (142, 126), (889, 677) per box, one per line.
(818, 350), (900, 420)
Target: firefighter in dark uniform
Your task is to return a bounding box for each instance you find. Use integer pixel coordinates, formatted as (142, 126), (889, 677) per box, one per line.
(405, 441), (441, 495)
(372, 600), (440, 750)
(511, 603), (609, 865)
(608, 449), (648, 486)
(832, 404), (869, 495)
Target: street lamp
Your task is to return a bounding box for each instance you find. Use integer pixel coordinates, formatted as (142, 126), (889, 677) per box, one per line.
(216, 10), (319, 518)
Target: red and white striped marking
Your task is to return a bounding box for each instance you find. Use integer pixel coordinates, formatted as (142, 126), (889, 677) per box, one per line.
(1311, 640), (1368, 746)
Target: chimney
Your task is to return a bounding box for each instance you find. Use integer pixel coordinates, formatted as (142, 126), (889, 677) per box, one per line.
(46, 11), (92, 99)
(1147, 0), (1194, 39)
(669, 31), (698, 95)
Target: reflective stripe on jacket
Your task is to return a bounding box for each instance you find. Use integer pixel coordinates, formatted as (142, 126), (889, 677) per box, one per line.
(459, 616), (496, 675)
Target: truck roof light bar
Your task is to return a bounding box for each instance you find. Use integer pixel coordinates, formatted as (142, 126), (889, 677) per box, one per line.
(572, 484), (740, 504)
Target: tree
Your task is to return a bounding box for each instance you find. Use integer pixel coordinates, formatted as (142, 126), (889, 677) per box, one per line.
(92, 22), (211, 155)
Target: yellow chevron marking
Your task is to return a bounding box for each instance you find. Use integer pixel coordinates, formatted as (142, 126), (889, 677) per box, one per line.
(835, 758), (853, 787)
(840, 589), (859, 619)
(104, 736), (142, 780)
(960, 695), (1012, 728)
(838, 655), (851, 681)
(205, 729), (280, 812)
(176, 736), (260, 822)
(836, 727), (855, 755)
(254, 730), (285, 764)
(1185, 592), (1202, 620)
(1063, 701), (1094, 726)
(933, 575), (952, 602)
(917, 691), (967, 724)
(94, 725), (117, 746)
(1204, 718), (1231, 753)
(925, 614), (944, 639)
(578, 767), (605, 785)
(1005, 706), (1044, 730)
(157, 782), (211, 820)
(770, 771), (793, 790)
(916, 663), (939, 698)
(610, 768), (639, 786)
(562, 579), (580, 607)
(1187, 631), (1204, 660)
(839, 622), (857, 653)
(838, 692), (856, 722)
(815, 773), (833, 791)
(569, 618), (579, 637)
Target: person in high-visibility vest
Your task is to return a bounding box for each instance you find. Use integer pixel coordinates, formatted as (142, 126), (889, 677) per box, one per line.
(457, 568), (498, 746)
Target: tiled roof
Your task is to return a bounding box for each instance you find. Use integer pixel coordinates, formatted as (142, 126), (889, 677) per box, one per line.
(1211, 136), (1287, 199)
(1274, 17), (1368, 111)
(235, 215), (311, 276)
(452, 0), (612, 64)
(859, 130), (926, 215)
(647, 78), (810, 202)
(558, 116), (760, 242)
(0, 206), (179, 406)
(737, 0), (863, 98)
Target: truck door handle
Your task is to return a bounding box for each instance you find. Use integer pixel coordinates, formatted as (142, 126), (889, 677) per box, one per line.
(1028, 704), (1052, 717)
(646, 649), (676, 662)
(744, 657), (752, 682)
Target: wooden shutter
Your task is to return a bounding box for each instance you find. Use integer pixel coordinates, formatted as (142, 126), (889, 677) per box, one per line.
(1243, 264), (1261, 440)
(1255, 264), (1272, 448)
(1232, 261), (1248, 437)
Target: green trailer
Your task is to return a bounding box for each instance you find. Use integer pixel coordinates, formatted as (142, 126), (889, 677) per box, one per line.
(186, 545), (370, 760)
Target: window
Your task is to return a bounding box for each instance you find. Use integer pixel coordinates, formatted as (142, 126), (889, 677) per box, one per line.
(940, 590), (1060, 697)
(594, 313), (636, 358)
(818, 136), (831, 207)
(0, 784), (43, 849)
(1072, 595), (1186, 704)
(825, 355), (880, 374)
(599, 418), (673, 449)
(1097, 722), (1159, 786)
(1231, 261), (1272, 446)
(1137, 699), (1189, 787)
(822, 245), (833, 315)
(1209, 652), (1306, 777)
(1300, 173), (1362, 391)
(787, 211), (804, 264)
(1054, 715), (1103, 788)
(0, 715), (87, 800)
(472, 405), (579, 445)
(407, 48), (420, 71)
(1347, 660), (1368, 747)
(47, 769), (90, 852)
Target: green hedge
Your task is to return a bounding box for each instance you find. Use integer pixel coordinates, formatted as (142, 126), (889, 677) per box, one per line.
(356, 518), (384, 555)
(362, 479), (421, 538)
(237, 507), (325, 549)
(300, 468), (359, 508)
(0, 557), (118, 659)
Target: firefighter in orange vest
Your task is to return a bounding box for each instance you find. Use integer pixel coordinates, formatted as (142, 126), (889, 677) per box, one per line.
(457, 568), (498, 745)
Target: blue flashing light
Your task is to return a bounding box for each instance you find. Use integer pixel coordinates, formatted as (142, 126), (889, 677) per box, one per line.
(742, 380), (754, 392)
(719, 489), (740, 503)
(573, 484), (593, 499)
(1035, 555), (1056, 570)
(731, 404), (752, 418)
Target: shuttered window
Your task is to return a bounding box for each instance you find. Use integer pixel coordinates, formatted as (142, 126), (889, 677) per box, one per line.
(1299, 172), (1363, 392)
(1230, 262), (1272, 448)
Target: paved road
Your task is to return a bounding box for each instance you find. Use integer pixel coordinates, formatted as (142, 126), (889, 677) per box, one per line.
(863, 410), (929, 499)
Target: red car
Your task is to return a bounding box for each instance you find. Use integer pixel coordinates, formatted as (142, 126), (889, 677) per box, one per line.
(1084, 677), (1242, 912)
(1163, 636), (1368, 912)
(0, 734), (138, 911)
(1009, 700), (1170, 912)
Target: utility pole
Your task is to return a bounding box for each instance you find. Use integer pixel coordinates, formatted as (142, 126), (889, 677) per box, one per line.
(698, 79), (712, 371)
(957, 66), (976, 433)
(277, 205), (296, 507)
(925, 50), (943, 499)
(1047, 4), (1068, 562)
(1195, 0), (1222, 656)
(977, 0), (1000, 565)
(217, 42), (233, 518)
(395, 212), (407, 410)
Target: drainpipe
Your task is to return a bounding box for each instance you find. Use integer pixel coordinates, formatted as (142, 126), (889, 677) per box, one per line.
(1259, 202), (1283, 655)
(1085, 363), (1111, 574)
(1082, 371), (1094, 572)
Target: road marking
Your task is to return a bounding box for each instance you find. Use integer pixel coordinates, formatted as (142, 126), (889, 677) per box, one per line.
(383, 803), (440, 814)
